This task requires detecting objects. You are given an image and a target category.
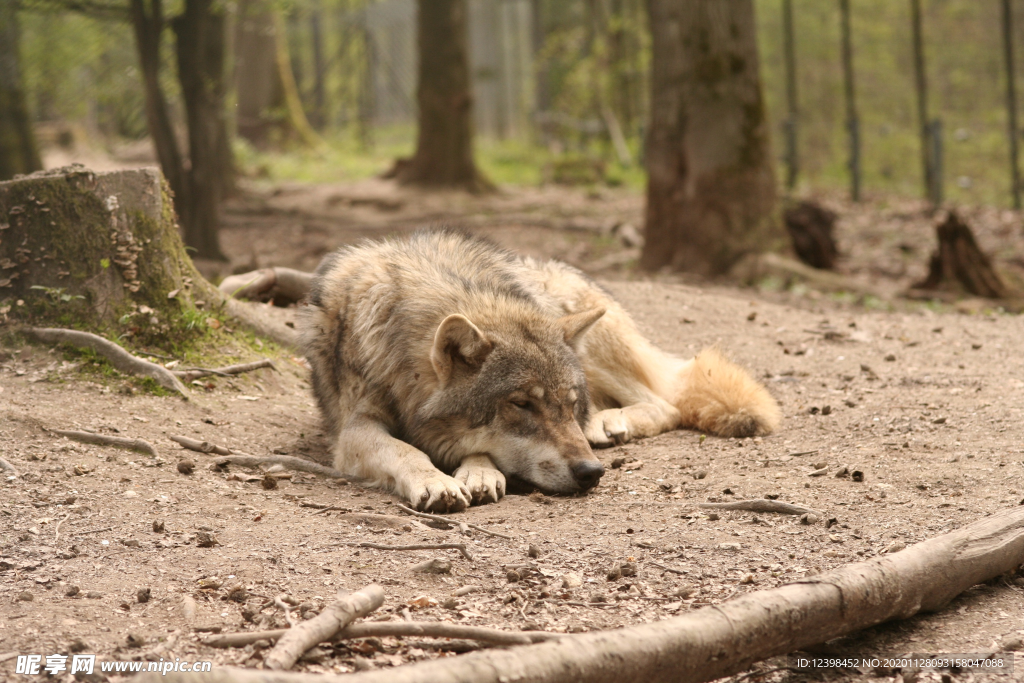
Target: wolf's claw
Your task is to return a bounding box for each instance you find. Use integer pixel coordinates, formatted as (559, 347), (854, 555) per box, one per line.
(414, 474), (471, 513)
(453, 461), (506, 505)
(585, 409), (631, 448)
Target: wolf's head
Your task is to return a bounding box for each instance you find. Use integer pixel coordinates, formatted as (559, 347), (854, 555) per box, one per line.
(413, 307), (606, 494)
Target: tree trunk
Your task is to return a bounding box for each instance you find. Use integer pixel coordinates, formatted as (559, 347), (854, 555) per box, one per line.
(394, 0), (491, 192)
(0, 1), (43, 181)
(234, 0), (282, 145)
(128, 0), (191, 230)
(173, 0), (231, 261)
(915, 210), (1009, 299)
(641, 0), (782, 276)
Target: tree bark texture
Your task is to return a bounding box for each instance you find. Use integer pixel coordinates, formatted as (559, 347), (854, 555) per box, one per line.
(641, 0), (781, 276)
(131, 505), (1024, 683)
(915, 210), (1009, 299)
(234, 0), (283, 145)
(0, 1), (43, 181)
(173, 0), (231, 261)
(395, 0), (490, 191)
(129, 0), (191, 230)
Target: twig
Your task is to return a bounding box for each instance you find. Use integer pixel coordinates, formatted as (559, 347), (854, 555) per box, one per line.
(395, 502), (515, 540)
(352, 542), (474, 561)
(174, 359), (276, 383)
(76, 526), (114, 535)
(213, 454), (347, 480)
(54, 513), (71, 544)
(314, 506), (350, 515)
(203, 621), (564, 649)
(649, 561), (688, 576)
(698, 499), (821, 516)
(53, 429), (157, 457)
(23, 327), (188, 398)
(274, 595), (298, 628)
(0, 457), (19, 478)
(265, 585), (385, 671)
(169, 434), (231, 455)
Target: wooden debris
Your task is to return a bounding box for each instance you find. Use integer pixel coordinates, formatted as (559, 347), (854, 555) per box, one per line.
(0, 457), (18, 478)
(353, 542), (474, 562)
(264, 585), (385, 671)
(218, 268), (313, 305)
(914, 210), (1009, 298)
(698, 499), (821, 516)
(53, 429), (157, 456)
(203, 620), (564, 649)
(213, 454), (347, 480)
(394, 502), (515, 540)
(410, 558), (452, 574)
(23, 327), (188, 397)
(169, 435), (231, 455)
(174, 358), (275, 383)
(783, 200), (838, 270)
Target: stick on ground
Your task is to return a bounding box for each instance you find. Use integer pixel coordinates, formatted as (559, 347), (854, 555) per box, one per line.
(264, 585), (385, 671)
(23, 327), (188, 397)
(174, 359), (275, 383)
(169, 435), (232, 455)
(53, 430), (157, 456)
(214, 454), (347, 480)
(0, 457), (18, 478)
(137, 506), (1024, 683)
(698, 499), (821, 516)
(203, 621), (564, 649)
(352, 542), (474, 561)
(395, 502), (515, 540)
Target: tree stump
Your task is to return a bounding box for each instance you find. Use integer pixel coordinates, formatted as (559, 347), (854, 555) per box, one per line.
(783, 200), (838, 270)
(0, 164), (296, 348)
(915, 210), (1008, 299)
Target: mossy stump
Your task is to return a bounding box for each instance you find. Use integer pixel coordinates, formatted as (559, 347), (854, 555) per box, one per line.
(0, 164), (218, 341)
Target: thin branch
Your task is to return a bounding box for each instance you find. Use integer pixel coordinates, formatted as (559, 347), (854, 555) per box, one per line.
(0, 457), (19, 478)
(53, 429), (157, 456)
(168, 434), (231, 455)
(395, 502), (515, 540)
(203, 621), (564, 649)
(351, 542), (474, 561)
(698, 499), (821, 516)
(174, 358), (275, 382)
(24, 327), (188, 398)
(214, 454), (348, 480)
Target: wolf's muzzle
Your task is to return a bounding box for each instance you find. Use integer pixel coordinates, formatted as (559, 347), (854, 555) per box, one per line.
(571, 460), (605, 490)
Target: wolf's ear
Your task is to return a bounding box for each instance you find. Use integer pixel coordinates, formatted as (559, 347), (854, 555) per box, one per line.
(431, 314), (493, 385)
(558, 307), (605, 350)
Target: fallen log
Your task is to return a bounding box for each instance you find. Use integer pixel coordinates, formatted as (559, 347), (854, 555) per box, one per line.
(53, 429), (157, 456)
(264, 585), (385, 670)
(132, 506), (1024, 683)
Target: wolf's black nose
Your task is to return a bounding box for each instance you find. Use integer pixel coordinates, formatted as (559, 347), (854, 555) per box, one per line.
(572, 460), (605, 490)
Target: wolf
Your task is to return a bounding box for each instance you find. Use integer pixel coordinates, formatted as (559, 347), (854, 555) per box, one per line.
(299, 230), (780, 512)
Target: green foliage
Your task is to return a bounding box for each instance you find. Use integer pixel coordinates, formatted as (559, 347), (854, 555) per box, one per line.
(29, 285), (85, 303)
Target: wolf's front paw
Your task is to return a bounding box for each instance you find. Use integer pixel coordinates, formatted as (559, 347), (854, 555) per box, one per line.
(411, 474), (471, 513)
(453, 459), (506, 505)
(585, 409), (631, 448)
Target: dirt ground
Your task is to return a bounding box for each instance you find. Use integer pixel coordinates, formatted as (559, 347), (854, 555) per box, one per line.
(2, 175), (1024, 683)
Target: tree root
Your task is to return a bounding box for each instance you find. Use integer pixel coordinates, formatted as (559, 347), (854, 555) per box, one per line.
(219, 268), (313, 305)
(213, 454), (347, 480)
(174, 358), (275, 383)
(169, 435), (231, 455)
(53, 429), (157, 456)
(394, 502), (515, 539)
(23, 327), (188, 397)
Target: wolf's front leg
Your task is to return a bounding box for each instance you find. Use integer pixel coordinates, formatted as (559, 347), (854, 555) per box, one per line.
(336, 415), (471, 513)
(452, 454), (506, 505)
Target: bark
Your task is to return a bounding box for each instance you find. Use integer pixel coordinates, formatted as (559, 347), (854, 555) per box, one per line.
(915, 210), (1009, 299)
(134, 506), (1024, 683)
(394, 0), (491, 192)
(173, 0), (231, 261)
(641, 0), (782, 276)
(128, 0), (191, 230)
(0, 1), (43, 181)
(783, 200), (838, 270)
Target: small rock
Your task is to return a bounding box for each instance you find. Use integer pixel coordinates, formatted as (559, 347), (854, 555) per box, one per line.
(719, 542), (742, 551)
(834, 465), (850, 478)
(261, 474), (278, 490)
(812, 461), (828, 470)
(85, 591), (103, 599)
(829, 534), (844, 544)
(227, 584), (248, 602)
(527, 544), (540, 559)
(693, 470), (707, 480)
(65, 585), (81, 597)
(412, 558), (452, 574)
(999, 636), (1023, 652)
(177, 460), (195, 475)
(747, 311), (757, 322)
(884, 354), (896, 362)
(808, 406), (820, 415)
(506, 569), (521, 583)
(561, 573), (583, 589)
(442, 597), (459, 610)
(740, 573), (755, 584)
(620, 562), (636, 577)
(454, 585), (481, 597)
(137, 587), (151, 603)
(153, 519), (165, 533)
(589, 592), (607, 603)
(68, 639), (90, 653)
(808, 467), (828, 477)
(800, 513), (819, 525)
(126, 633), (146, 648)
(707, 512), (720, 521)
(606, 565), (622, 581)
(611, 457), (626, 469)
(851, 470), (864, 482)
(825, 517), (838, 529)
(241, 606), (257, 622)
(821, 405), (832, 416)
(122, 539), (140, 548)
(932, 417), (947, 424)
(195, 531), (218, 548)
(673, 585), (694, 599)
(884, 540), (906, 554)
(124, 490), (139, 498)
(17, 591), (33, 601)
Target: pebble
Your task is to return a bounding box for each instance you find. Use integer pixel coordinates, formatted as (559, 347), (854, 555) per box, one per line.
(137, 587), (151, 603)
(412, 558), (452, 575)
(153, 519), (165, 533)
(195, 531), (218, 548)
(561, 573), (583, 589)
(177, 460), (195, 475)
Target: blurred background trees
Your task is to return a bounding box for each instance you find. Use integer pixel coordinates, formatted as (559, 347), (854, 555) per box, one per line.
(6, 0), (1024, 273)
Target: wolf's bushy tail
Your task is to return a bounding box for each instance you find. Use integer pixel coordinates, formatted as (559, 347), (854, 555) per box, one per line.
(673, 348), (781, 437)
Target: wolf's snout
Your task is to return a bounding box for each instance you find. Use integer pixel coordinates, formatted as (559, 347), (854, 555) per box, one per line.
(571, 460), (605, 490)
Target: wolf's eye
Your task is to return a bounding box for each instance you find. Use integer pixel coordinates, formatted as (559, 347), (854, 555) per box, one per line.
(511, 399), (531, 410)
